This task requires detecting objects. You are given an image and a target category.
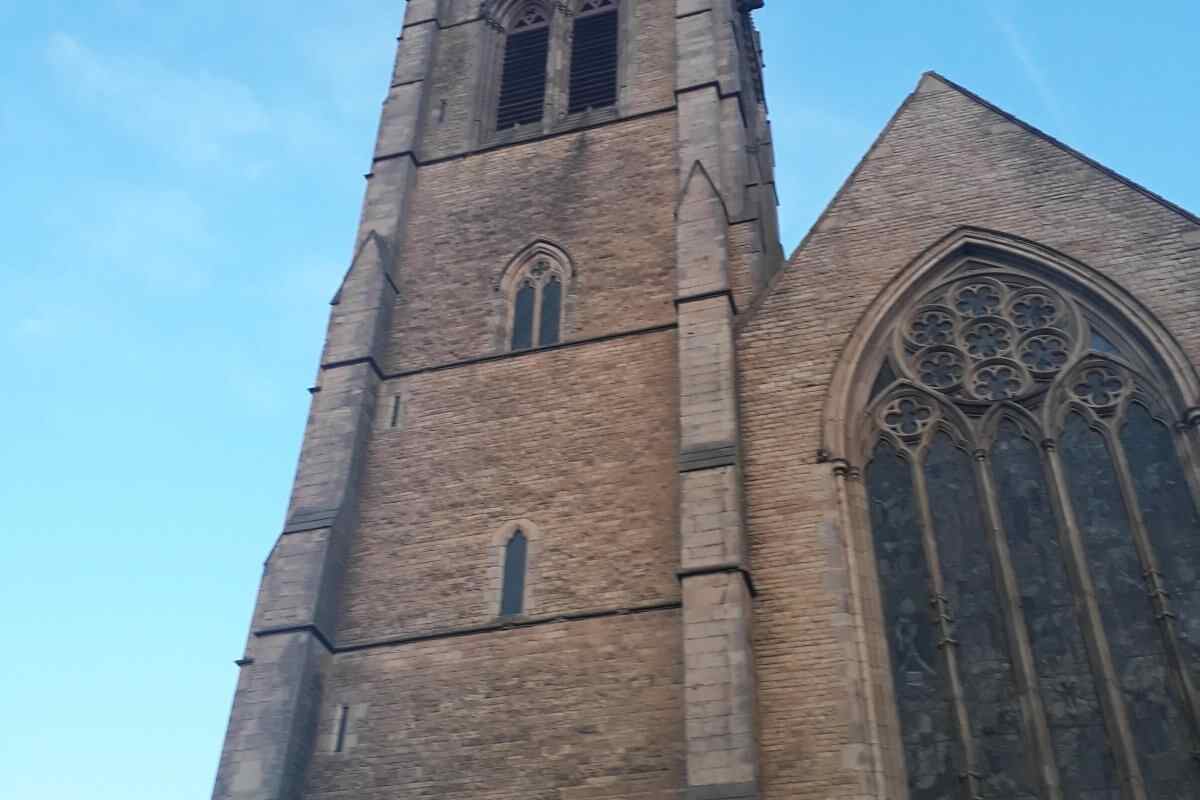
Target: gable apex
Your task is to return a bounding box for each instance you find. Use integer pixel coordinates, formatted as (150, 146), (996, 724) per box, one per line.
(738, 70), (1198, 333)
(917, 71), (1198, 226)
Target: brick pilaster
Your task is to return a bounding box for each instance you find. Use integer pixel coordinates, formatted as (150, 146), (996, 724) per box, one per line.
(674, 5), (761, 794)
(210, 3), (437, 797)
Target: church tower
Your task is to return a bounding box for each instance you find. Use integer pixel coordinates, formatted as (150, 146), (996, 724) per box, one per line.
(214, 1), (1200, 798)
(212, 2), (780, 799)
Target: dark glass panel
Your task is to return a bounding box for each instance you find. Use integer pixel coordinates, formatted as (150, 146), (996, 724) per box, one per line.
(866, 441), (961, 800)
(870, 361), (898, 401)
(924, 432), (1033, 798)
(497, 27), (550, 129)
(500, 531), (527, 617)
(1122, 404), (1200, 695)
(538, 276), (562, 346)
(1090, 330), (1121, 355)
(511, 282), (535, 350)
(567, 11), (618, 113)
(991, 419), (1119, 797)
(1061, 414), (1199, 796)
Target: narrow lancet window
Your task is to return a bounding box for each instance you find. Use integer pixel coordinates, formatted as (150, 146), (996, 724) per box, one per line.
(990, 419), (1117, 794)
(511, 281), (536, 350)
(866, 440), (961, 800)
(568, 0), (619, 113)
(538, 274), (562, 346)
(504, 246), (571, 352)
(496, 4), (550, 130)
(500, 530), (527, 617)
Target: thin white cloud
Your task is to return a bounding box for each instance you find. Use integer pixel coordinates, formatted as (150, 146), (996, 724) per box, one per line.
(45, 31), (270, 165)
(986, 7), (1069, 132)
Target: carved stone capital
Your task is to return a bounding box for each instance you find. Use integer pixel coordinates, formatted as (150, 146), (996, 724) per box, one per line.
(1040, 437), (1057, 453)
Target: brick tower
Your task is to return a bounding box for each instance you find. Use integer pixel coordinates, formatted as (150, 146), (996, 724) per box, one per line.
(212, 2), (780, 799)
(214, 2), (1200, 799)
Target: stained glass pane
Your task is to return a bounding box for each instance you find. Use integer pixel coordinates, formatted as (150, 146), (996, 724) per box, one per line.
(1090, 330), (1120, 355)
(1061, 414), (1199, 797)
(870, 360), (898, 401)
(538, 276), (562, 346)
(511, 282), (535, 350)
(991, 420), (1118, 797)
(924, 433), (1033, 798)
(866, 441), (961, 800)
(1121, 404), (1200, 709)
(500, 531), (527, 616)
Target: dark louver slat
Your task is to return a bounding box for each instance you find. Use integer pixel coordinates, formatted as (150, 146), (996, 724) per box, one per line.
(497, 27), (549, 130)
(568, 12), (618, 113)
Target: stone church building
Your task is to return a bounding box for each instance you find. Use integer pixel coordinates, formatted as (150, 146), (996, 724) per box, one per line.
(211, 1), (1200, 798)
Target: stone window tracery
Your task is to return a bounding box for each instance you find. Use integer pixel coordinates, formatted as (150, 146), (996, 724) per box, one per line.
(482, 0), (622, 140)
(501, 242), (572, 352)
(859, 257), (1200, 799)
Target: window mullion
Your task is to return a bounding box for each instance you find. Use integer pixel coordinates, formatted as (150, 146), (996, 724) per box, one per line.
(1106, 423), (1200, 745)
(1040, 436), (1149, 797)
(969, 448), (1061, 798)
(909, 459), (983, 799)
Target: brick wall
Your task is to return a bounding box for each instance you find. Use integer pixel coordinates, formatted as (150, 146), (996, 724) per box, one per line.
(339, 330), (679, 643)
(305, 611), (684, 800)
(736, 73), (1200, 800)
(386, 112), (677, 373)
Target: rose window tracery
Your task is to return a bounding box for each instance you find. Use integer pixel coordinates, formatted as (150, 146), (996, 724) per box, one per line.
(908, 307), (955, 347)
(962, 319), (1013, 358)
(1011, 291), (1061, 329)
(954, 282), (1002, 317)
(972, 360), (1025, 401)
(916, 348), (964, 390)
(896, 273), (1084, 405)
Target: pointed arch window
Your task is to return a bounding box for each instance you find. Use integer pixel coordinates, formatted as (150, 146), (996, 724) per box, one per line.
(856, 257), (1200, 799)
(503, 244), (571, 351)
(500, 530), (528, 617)
(496, 2), (551, 130)
(568, 0), (619, 114)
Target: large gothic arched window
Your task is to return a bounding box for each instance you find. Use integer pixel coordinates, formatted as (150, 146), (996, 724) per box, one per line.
(855, 248), (1200, 799)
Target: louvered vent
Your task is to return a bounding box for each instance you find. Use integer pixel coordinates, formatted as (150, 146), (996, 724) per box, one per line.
(496, 27), (550, 130)
(567, 11), (618, 114)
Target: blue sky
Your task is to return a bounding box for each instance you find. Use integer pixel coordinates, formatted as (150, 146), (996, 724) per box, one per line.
(1, 1), (1196, 797)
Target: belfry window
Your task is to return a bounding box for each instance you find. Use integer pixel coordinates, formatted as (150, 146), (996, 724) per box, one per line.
(505, 248), (568, 351)
(499, 530), (527, 617)
(568, 0), (619, 113)
(496, 3), (550, 130)
(859, 260), (1200, 799)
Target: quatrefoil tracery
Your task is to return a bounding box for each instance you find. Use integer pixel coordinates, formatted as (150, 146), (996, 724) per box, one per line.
(882, 396), (937, 439)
